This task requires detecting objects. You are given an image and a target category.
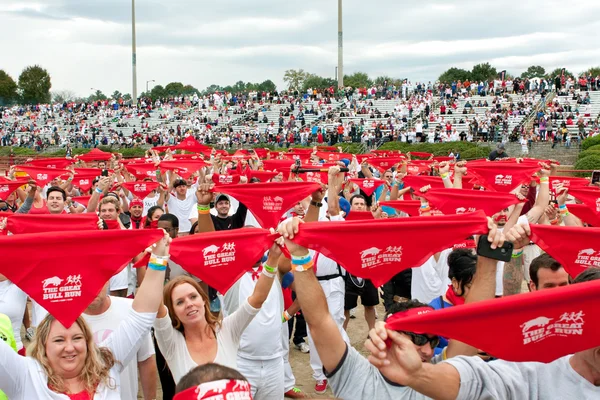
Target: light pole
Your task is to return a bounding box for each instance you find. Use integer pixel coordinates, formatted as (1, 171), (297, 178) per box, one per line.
(146, 80), (155, 95)
(335, 67), (338, 81)
(132, 0), (138, 106)
(337, 0), (344, 90)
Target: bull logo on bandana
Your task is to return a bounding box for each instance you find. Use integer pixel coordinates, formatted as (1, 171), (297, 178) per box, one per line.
(41, 274), (82, 303)
(0, 185), (8, 193)
(360, 246), (403, 269)
(521, 311), (585, 345)
(202, 243), (236, 267)
(455, 207), (476, 214)
(134, 183), (147, 192)
(263, 196), (283, 212)
(219, 175), (233, 184)
(306, 172), (322, 183)
(37, 174), (48, 181)
(79, 179), (89, 186)
(363, 180), (375, 188)
(575, 248), (600, 268)
(494, 174), (512, 186)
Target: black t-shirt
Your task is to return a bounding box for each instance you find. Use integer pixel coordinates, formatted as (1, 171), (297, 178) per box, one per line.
(210, 202), (248, 231)
(488, 150), (509, 161)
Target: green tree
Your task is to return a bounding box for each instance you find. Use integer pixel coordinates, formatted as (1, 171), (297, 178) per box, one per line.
(546, 68), (575, 80)
(584, 67), (600, 77)
(51, 90), (76, 103)
(343, 72), (371, 88)
(257, 79), (277, 92)
(18, 65), (52, 104)
(122, 93), (132, 103)
(164, 82), (185, 96)
(231, 80), (246, 93)
(0, 70), (18, 105)
(283, 69), (309, 92)
(150, 85), (167, 99)
(374, 75), (394, 86)
(111, 90), (123, 100)
(520, 65), (546, 79)
(181, 85), (198, 96)
(470, 63), (498, 82)
(203, 84), (223, 95)
(438, 67), (471, 83)
(89, 90), (107, 101)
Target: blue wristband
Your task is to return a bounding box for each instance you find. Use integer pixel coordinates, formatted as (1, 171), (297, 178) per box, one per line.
(95, 187), (103, 194)
(148, 262), (167, 271)
(291, 256), (312, 265)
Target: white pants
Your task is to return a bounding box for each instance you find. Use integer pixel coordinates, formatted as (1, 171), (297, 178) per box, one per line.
(237, 356), (284, 400)
(282, 320), (296, 392)
(306, 277), (348, 381)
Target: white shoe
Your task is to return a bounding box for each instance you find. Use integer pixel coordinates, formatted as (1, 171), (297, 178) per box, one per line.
(295, 342), (310, 353)
(349, 308), (356, 319)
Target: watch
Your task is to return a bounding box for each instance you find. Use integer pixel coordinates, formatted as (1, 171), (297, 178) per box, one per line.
(310, 200), (323, 208)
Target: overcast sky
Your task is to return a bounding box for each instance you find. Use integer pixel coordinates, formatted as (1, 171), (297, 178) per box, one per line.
(1, 0), (599, 97)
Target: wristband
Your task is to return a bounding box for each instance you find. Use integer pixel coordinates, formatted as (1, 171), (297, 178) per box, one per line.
(292, 260), (314, 272)
(539, 177), (549, 184)
(197, 204), (210, 210)
(310, 200), (323, 208)
(197, 209), (210, 215)
(420, 202), (430, 209)
(419, 207), (431, 213)
(149, 257), (168, 267)
(67, 176), (73, 182)
(263, 263), (277, 274)
(148, 262), (167, 271)
(440, 172), (450, 180)
(95, 187), (103, 194)
(558, 204), (567, 210)
(282, 311), (292, 322)
(550, 218), (560, 225)
(512, 251), (523, 258)
(262, 269), (276, 279)
(291, 255), (312, 265)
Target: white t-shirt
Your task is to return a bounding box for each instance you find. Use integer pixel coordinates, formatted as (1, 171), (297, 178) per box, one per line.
(0, 281), (28, 351)
(166, 190), (197, 233)
(83, 297), (155, 400)
(411, 254), (447, 304)
(154, 299), (260, 383)
(222, 271), (284, 361)
(143, 194), (160, 216)
(30, 300), (49, 329)
(109, 264), (131, 291)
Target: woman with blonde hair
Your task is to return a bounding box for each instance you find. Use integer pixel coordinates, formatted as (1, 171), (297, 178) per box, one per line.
(0, 231), (171, 399)
(154, 241), (282, 384)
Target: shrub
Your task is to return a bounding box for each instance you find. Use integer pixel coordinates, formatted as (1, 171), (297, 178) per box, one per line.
(460, 146), (491, 160)
(577, 150), (600, 161)
(574, 154), (600, 177)
(581, 135), (600, 151)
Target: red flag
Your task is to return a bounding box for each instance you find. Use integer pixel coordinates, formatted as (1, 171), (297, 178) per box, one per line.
(0, 229), (163, 328)
(386, 280), (600, 363)
(529, 224), (600, 278)
(569, 204), (600, 227)
(27, 158), (74, 169)
(246, 170), (279, 182)
(292, 211), (488, 287)
(72, 174), (98, 192)
(212, 174), (241, 186)
(468, 163), (539, 192)
(121, 181), (160, 199)
(379, 200), (423, 216)
(366, 158), (405, 173)
(159, 160), (206, 179)
(76, 148), (113, 162)
(421, 188), (522, 216)
(4, 213), (99, 234)
(0, 179), (29, 201)
(568, 187), (600, 214)
(402, 175), (445, 191)
(170, 228), (274, 293)
(214, 182), (321, 229)
(349, 178), (386, 197)
(16, 166), (71, 187)
(345, 211), (374, 221)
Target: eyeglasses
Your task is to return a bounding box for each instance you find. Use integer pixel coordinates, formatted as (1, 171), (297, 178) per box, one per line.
(400, 331), (440, 348)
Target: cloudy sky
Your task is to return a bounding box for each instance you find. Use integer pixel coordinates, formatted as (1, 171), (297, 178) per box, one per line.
(1, 0), (599, 97)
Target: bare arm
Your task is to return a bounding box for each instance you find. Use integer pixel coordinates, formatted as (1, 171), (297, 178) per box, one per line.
(304, 185), (326, 223)
(524, 163), (551, 225)
(138, 355), (157, 400)
(132, 231), (170, 313)
(247, 242), (281, 309)
(503, 253), (524, 296)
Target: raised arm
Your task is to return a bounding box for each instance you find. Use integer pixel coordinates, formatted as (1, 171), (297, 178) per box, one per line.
(247, 239), (282, 309)
(132, 230), (171, 313)
(524, 163), (551, 225)
(277, 217), (347, 373)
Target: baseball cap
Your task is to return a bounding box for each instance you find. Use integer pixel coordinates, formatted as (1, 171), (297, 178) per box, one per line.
(340, 158), (350, 168)
(215, 194), (230, 203)
(497, 143), (505, 150)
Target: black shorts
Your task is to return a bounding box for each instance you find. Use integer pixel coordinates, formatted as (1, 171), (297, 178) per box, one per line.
(344, 276), (379, 309)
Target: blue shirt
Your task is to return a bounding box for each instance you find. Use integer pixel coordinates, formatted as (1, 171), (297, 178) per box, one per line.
(428, 296), (453, 355)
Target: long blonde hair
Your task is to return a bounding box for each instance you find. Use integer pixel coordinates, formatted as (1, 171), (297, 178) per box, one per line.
(28, 314), (116, 396)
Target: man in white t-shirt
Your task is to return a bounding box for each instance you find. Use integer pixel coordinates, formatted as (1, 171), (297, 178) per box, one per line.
(166, 179), (197, 235)
(83, 283), (157, 400)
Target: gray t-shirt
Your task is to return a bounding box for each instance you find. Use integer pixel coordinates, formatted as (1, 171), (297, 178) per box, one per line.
(326, 344), (441, 400)
(445, 355), (600, 399)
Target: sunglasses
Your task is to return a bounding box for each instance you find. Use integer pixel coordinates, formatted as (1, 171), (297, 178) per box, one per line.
(400, 331), (440, 348)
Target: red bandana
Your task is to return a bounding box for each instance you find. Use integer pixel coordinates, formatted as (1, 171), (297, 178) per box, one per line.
(27, 158), (74, 169)
(0, 229), (163, 327)
(125, 163), (158, 181)
(568, 188), (600, 214)
(2, 213), (99, 234)
(212, 174), (241, 185)
(453, 239), (477, 250)
(445, 285), (465, 306)
(421, 188), (522, 216)
(0, 179), (29, 201)
(159, 160), (206, 179)
(76, 148), (113, 162)
(73, 174), (99, 192)
(349, 178), (385, 197)
(298, 170), (329, 184)
(406, 163), (433, 176)
(546, 176), (590, 195)
(569, 204), (600, 226)
(246, 170), (279, 182)
(71, 196), (96, 208)
(292, 211), (488, 287)
(409, 152), (433, 159)
(282, 152), (313, 162)
(103, 219), (121, 230)
(467, 163), (539, 192)
(170, 229), (274, 293)
(16, 166), (71, 187)
(402, 176), (445, 191)
(173, 379), (253, 400)
(214, 182), (321, 229)
(345, 211), (374, 221)
(121, 181), (160, 199)
(366, 158), (406, 173)
(74, 168), (102, 176)
(379, 200), (424, 216)
(529, 224), (600, 278)
(175, 136), (212, 153)
(262, 159), (295, 174)
(316, 152), (353, 162)
(385, 279), (600, 363)
(433, 156), (454, 163)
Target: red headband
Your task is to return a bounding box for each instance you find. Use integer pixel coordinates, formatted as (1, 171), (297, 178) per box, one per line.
(174, 379), (252, 400)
